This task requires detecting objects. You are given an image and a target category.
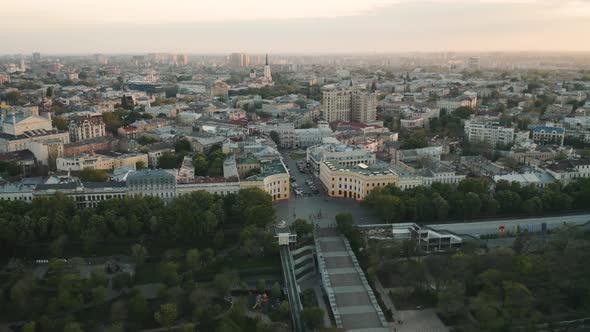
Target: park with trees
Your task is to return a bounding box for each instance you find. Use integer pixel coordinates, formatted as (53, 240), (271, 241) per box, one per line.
(363, 224), (590, 331)
(0, 188), (294, 331)
(363, 177), (590, 224)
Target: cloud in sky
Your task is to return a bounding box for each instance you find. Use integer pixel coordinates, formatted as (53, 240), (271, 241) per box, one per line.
(1, 0), (589, 53)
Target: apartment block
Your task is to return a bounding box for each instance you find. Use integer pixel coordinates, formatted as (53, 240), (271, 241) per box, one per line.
(322, 88), (377, 123)
(464, 120), (515, 148)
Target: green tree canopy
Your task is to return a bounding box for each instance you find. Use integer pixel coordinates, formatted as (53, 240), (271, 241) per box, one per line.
(77, 168), (109, 182)
(302, 306), (324, 329)
(154, 303), (178, 329)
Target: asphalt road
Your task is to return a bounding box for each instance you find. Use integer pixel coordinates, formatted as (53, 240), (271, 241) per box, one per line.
(429, 214), (590, 236)
(280, 149), (323, 195)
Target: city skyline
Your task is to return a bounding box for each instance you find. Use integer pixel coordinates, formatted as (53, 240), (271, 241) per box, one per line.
(2, 0), (590, 54)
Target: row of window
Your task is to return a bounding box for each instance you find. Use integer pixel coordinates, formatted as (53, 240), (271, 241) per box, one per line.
(269, 187), (288, 194)
(331, 177), (392, 188)
(272, 194), (288, 200)
(129, 178), (174, 185)
(330, 190), (362, 199)
(0, 196), (32, 201)
(75, 194), (125, 201)
(130, 184), (175, 190)
(265, 180), (288, 187)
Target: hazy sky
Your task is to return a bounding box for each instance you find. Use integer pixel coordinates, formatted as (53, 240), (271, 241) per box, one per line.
(2, 0), (590, 54)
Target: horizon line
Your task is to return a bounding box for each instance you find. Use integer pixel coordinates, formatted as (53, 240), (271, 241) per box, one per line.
(3, 50), (590, 57)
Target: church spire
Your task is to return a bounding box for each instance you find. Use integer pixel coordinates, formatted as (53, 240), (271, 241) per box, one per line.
(263, 53), (272, 82)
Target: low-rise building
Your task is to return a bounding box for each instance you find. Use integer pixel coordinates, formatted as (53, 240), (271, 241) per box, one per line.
(0, 177), (37, 202)
(437, 98), (473, 112)
(319, 160), (398, 200)
(508, 144), (568, 165)
(68, 113), (106, 142)
(147, 143), (175, 167)
(177, 156), (195, 181)
(493, 172), (556, 189)
(248, 122), (295, 148)
(391, 162), (466, 190)
(400, 117), (425, 129)
(532, 125), (565, 146)
(0, 108), (69, 153)
(27, 139), (64, 166)
(126, 169), (177, 201)
(237, 154), (260, 177)
(64, 137), (112, 156)
(543, 159), (590, 185)
(56, 152), (148, 171)
(185, 134), (226, 153)
(34, 181), (127, 208)
(390, 146), (443, 165)
(0, 150), (37, 171)
(177, 177), (240, 196)
(307, 144), (376, 175)
(211, 80), (229, 97)
(400, 106), (440, 129)
(294, 127), (334, 148)
(240, 159), (290, 201)
(0, 130), (70, 154)
(464, 120), (515, 148)
(117, 119), (172, 138)
(335, 131), (396, 151)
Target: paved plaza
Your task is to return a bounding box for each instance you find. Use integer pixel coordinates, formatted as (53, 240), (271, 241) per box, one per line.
(278, 149), (383, 227)
(395, 309), (449, 332)
(274, 196), (381, 227)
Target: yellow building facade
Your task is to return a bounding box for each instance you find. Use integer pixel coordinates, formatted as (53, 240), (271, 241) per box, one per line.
(319, 161), (398, 201)
(239, 159), (290, 201)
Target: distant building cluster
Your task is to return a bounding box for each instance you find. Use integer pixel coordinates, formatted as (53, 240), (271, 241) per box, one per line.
(0, 51), (589, 206)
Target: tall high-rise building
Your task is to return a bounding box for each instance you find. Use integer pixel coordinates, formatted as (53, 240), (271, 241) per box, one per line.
(32, 52), (41, 63)
(19, 59), (26, 72)
(179, 54), (189, 66)
(94, 53), (109, 65)
(229, 53), (249, 68)
(321, 88), (377, 123)
(322, 89), (352, 122)
(351, 89), (377, 123)
(263, 54), (272, 82)
(467, 57), (480, 69)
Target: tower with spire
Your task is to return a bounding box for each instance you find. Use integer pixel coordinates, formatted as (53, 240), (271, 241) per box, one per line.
(263, 54), (272, 82)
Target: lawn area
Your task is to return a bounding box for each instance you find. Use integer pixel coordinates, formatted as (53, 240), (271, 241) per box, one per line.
(289, 152), (306, 160)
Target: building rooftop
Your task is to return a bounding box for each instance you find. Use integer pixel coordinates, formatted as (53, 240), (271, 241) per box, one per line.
(0, 149), (36, 162)
(545, 159), (590, 172)
(0, 129), (65, 141)
(127, 169), (176, 181)
(533, 126), (565, 134)
(237, 154), (259, 165)
(494, 172), (555, 185)
(323, 160), (396, 177)
(242, 158), (287, 181)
